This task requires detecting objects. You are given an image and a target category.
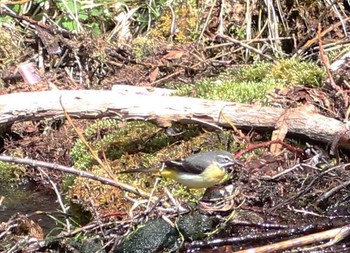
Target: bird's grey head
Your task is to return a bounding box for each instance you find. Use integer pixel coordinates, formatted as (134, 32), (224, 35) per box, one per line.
(214, 151), (242, 167)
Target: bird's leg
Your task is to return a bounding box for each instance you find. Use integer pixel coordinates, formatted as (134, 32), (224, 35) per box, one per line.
(164, 188), (187, 213)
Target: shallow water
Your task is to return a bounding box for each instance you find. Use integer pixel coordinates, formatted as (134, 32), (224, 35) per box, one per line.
(0, 182), (60, 234)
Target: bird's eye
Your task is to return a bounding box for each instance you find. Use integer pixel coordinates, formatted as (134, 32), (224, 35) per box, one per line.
(218, 155), (233, 163)
(223, 156), (232, 162)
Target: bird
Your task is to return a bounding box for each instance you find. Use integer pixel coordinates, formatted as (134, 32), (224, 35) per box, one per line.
(118, 150), (242, 188)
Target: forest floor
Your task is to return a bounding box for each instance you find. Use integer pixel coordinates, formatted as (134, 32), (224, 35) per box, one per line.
(1, 3), (350, 252)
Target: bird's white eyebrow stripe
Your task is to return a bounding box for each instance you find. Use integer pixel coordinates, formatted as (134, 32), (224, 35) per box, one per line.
(217, 155), (232, 159)
(170, 161), (183, 166)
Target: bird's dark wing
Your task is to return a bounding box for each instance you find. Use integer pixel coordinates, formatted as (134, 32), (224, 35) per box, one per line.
(163, 159), (204, 174)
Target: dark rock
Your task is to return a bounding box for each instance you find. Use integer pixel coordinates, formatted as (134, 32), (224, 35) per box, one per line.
(114, 218), (178, 253)
(177, 214), (214, 241)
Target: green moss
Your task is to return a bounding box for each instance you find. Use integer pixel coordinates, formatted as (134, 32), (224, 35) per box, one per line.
(71, 120), (205, 170)
(0, 162), (26, 184)
(169, 59), (325, 103)
(132, 36), (160, 60)
(233, 62), (273, 82)
(174, 78), (279, 104)
(268, 59), (324, 87)
(68, 120), (242, 208)
(0, 27), (25, 89)
(148, 1), (202, 42)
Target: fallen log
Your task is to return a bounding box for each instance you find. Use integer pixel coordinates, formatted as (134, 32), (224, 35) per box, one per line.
(0, 89), (348, 149)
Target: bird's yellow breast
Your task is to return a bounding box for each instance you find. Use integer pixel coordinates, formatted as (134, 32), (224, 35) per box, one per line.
(160, 163), (227, 188)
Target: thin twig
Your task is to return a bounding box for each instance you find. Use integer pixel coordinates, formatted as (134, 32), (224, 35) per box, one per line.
(317, 23), (338, 92)
(0, 155), (150, 198)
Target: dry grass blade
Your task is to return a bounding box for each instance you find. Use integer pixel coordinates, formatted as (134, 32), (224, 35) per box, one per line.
(264, 0), (281, 53)
(217, 34), (274, 61)
(198, 0), (217, 41)
(324, 0), (348, 36)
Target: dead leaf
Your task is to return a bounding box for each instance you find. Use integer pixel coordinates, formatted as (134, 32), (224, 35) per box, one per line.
(149, 67), (159, 82)
(162, 50), (184, 60)
(270, 110), (289, 154)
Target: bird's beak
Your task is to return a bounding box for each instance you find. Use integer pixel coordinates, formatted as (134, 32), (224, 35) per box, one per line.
(226, 159), (243, 168)
(234, 160), (244, 167)
(225, 161), (241, 174)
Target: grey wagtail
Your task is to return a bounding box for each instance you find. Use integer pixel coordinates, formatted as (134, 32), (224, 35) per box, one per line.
(118, 151), (242, 188)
